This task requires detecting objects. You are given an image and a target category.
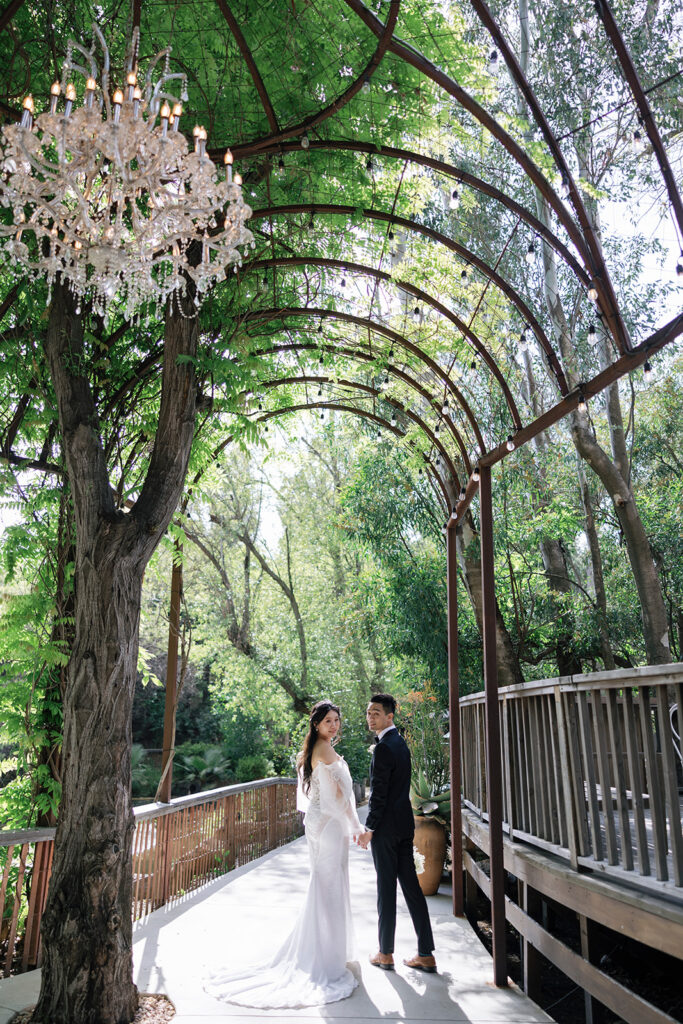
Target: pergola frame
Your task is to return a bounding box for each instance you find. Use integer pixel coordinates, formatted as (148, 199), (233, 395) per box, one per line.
(1, 0), (682, 993)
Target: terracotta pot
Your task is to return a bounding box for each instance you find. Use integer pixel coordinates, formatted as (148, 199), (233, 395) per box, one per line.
(413, 815), (447, 895)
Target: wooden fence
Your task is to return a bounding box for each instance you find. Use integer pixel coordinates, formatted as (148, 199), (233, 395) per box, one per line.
(0, 777), (301, 977)
(460, 663), (683, 891)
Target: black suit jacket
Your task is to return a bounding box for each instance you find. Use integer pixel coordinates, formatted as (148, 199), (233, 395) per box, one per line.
(366, 728), (415, 839)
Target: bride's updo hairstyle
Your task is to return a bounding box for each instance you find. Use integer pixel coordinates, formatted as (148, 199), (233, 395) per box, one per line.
(296, 700), (341, 795)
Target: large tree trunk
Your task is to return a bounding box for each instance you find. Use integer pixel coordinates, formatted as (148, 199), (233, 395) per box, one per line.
(33, 277), (198, 1024)
(533, 187), (671, 666)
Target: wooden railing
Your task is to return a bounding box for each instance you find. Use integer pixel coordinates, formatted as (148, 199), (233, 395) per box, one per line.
(460, 663), (683, 892)
(0, 777), (301, 977)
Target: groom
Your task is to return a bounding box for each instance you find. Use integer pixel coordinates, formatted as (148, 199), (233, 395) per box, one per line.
(357, 693), (436, 973)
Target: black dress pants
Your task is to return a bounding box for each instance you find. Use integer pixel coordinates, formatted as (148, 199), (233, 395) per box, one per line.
(371, 830), (435, 955)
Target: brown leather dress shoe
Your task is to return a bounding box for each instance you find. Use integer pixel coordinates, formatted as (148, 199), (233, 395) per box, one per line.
(403, 953), (437, 973)
(369, 951), (395, 970)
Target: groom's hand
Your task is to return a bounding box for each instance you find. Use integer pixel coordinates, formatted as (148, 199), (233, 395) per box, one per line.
(357, 829), (373, 849)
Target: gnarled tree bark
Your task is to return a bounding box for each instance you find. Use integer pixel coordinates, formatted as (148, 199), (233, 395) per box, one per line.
(32, 278), (198, 1024)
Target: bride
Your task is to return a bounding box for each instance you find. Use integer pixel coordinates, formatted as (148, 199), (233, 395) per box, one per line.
(205, 700), (363, 1008)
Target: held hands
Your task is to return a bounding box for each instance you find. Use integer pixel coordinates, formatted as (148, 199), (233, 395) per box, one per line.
(356, 829), (373, 850)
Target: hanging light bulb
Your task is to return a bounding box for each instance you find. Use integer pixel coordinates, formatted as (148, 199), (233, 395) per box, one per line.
(259, 274), (268, 293)
(451, 504), (457, 519)
(577, 390), (587, 414)
(301, 131), (310, 149)
(320, 409), (325, 421)
(418, 467), (423, 476)
(460, 267), (468, 282)
(341, 276), (346, 288)
(472, 465), (480, 482)
(470, 359), (477, 371)
(488, 48), (499, 71)
(435, 454), (442, 467)
(506, 434), (515, 451)
(317, 385), (323, 397)
(676, 256), (683, 277)
(434, 422), (440, 436)
(366, 156), (374, 172)
(277, 156), (285, 176)
(449, 187), (460, 210)
(318, 321), (324, 334)
(587, 281), (599, 302)
(525, 241), (536, 264)
(376, 427), (382, 440)
(587, 322), (597, 342)
(643, 360), (652, 384)
(632, 128), (644, 153)
(412, 305), (420, 319)
(519, 328), (528, 350)
(319, 353), (324, 366)
(306, 213), (315, 235)
(442, 399), (449, 416)
(459, 487), (466, 501)
(362, 77), (371, 93)
(383, 372), (389, 387)
(391, 410), (397, 427)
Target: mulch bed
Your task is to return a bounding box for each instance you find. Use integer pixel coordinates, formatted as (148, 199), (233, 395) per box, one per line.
(9, 993), (175, 1024)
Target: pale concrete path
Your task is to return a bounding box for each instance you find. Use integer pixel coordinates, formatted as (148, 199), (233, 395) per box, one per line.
(0, 834), (554, 1024)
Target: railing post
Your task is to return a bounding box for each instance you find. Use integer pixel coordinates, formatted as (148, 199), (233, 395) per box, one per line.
(479, 464), (507, 987)
(267, 783), (277, 852)
(447, 520), (464, 916)
(554, 686), (580, 869)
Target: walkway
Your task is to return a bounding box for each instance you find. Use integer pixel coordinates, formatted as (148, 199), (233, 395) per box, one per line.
(0, 836), (553, 1023)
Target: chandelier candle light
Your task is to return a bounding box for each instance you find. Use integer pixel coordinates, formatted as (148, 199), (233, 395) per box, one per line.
(0, 25), (253, 319)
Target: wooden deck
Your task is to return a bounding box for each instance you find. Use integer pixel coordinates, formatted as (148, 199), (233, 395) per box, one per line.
(0, 830), (554, 1024)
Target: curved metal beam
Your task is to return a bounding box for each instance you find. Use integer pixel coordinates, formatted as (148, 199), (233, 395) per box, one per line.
(245, 139), (588, 283)
(245, 258), (524, 432)
(254, 375), (461, 493)
(468, 0), (632, 353)
(241, 306), (486, 452)
(215, 0), (279, 133)
(250, 203), (567, 392)
(593, 0), (683, 244)
(223, 0), (400, 154)
(0, 0), (25, 33)
(341, 0), (631, 356)
(244, 354), (472, 471)
(253, 400), (453, 509)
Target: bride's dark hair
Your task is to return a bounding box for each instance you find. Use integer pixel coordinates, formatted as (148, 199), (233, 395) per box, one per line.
(296, 700), (341, 795)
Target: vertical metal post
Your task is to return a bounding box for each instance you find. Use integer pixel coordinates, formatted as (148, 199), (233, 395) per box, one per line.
(158, 541), (183, 804)
(447, 521), (464, 916)
(479, 464), (507, 986)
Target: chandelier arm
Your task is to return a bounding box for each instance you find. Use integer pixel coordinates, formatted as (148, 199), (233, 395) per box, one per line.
(0, 0), (25, 34)
(151, 74), (188, 111)
(91, 25), (111, 99)
(144, 48), (172, 107)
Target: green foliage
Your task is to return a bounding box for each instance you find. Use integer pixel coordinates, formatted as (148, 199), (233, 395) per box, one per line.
(399, 682), (449, 797)
(235, 753), (274, 783)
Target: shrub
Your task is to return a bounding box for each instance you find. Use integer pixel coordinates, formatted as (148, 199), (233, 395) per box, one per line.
(235, 753), (274, 782)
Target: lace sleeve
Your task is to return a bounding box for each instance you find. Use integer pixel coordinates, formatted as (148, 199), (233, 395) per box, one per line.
(318, 760), (362, 835)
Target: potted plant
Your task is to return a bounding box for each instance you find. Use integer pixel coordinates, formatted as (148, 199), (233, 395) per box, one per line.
(410, 769), (451, 894)
(400, 684), (451, 895)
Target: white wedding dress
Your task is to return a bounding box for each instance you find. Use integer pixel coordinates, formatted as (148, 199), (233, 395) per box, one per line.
(205, 757), (362, 1008)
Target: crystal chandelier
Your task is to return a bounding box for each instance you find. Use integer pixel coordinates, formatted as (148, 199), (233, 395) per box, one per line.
(0, 24), (254, 319)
